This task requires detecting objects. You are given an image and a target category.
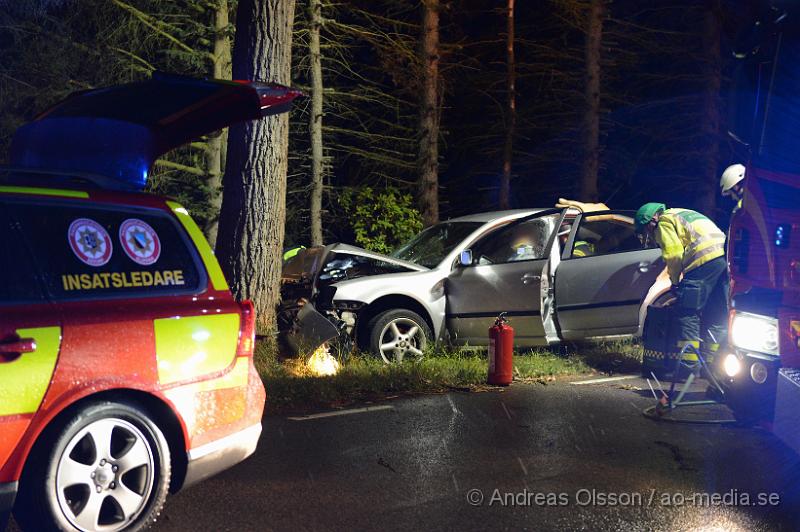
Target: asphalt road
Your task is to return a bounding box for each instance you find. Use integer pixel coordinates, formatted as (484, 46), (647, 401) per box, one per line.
(151, 375), (800, 532)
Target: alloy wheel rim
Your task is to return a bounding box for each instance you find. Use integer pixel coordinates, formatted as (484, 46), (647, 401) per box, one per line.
(378, 317), (426, 363)
(55, 417), (155, 532)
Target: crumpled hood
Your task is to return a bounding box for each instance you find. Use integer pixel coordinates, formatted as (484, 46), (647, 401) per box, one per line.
(281, 243), (428, 287)
(327, 244), (429, 272)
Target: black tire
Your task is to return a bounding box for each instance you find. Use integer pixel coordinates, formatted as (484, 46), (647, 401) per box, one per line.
(367, 309), (432, 363)
(14, 401), (171, 532)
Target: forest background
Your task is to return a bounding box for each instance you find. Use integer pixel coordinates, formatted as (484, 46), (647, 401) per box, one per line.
(0, 0), (758, 327)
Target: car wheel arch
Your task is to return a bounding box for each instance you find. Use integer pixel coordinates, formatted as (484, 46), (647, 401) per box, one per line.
(15, 388), (188, 495)
(637, 289), (676, 337)
(356, 295), (434, 349)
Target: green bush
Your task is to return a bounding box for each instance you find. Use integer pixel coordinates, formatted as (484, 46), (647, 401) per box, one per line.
(339, 186), (423, 253)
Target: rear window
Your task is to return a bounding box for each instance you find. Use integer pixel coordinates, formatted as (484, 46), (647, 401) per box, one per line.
(5, 200), (204, 300)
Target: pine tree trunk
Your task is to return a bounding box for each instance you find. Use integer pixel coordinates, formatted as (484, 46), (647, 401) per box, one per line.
(216, 0), (296, 332)
(205, 0), (232, 248)
(417, 0), (440, 227)
(309, 0), (324, 246)
(699, 0), (721, 217)
(499, 0), (515, 210)
(580, 0), (603, 202)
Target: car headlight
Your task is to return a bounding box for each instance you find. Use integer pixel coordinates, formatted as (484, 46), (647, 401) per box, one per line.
(723, 354), (742, 377)
(730, 312), (779, 355)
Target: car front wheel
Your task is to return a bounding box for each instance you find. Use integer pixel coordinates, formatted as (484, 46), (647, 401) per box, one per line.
(367, 309), (432, 363)
(15, 401), (171, 532)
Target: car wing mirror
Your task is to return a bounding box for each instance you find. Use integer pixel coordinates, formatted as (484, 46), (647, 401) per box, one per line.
(459, 249), (473, 266)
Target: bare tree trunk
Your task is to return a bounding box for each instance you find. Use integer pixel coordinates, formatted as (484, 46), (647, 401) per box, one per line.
(499, 0), (515, 210)
(309, 0), (324, 246)
(417, 0), (440, 227)
(579, 0), (603, 202)
(699, 0), (721, 217)
(205, 0), (232, 247)
(216, 0), (296, 331)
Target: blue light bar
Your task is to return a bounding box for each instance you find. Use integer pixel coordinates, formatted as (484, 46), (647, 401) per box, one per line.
(10, 118), (154, 191)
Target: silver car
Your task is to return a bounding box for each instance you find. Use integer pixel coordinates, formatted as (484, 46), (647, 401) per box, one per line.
(280, 208), (671, 362)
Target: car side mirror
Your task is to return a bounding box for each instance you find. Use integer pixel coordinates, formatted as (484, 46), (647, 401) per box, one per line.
(459, 249), (473, 267)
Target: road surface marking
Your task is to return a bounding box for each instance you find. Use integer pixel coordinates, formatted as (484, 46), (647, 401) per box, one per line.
(569, 375), (638, 385)
(517, 456), (528, 476)
(287, 405), (394, 421)
(500, 401), (513, 419)
(448, 395), (462, 415)
(452, 474), (459, 492)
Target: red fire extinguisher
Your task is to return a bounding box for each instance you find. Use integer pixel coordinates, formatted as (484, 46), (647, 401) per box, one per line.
(488, 312), (514, 385)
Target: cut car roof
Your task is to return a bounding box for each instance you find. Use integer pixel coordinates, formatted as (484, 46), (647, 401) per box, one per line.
(445, 208), (548, 224)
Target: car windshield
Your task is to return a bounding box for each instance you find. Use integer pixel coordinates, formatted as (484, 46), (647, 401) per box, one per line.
(390, 221), (483, 268)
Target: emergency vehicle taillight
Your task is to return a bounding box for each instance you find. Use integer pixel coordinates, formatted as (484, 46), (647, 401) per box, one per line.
(237, 300), (256, 357)
(775, 224), (791, 248)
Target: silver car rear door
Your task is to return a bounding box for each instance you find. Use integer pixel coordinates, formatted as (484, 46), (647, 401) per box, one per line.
(446, 210), (562, 347)
(547, 210), (663, 341)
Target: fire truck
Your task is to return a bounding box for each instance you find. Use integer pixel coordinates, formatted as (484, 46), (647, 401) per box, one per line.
(715, 2), (800, 427)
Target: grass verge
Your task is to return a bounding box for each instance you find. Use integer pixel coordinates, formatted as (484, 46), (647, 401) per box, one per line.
(256, 342), (606, 413)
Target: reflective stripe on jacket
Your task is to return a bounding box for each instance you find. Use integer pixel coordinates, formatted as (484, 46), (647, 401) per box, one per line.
(573, 240), (595, 257)
(654, 208), (726, 284)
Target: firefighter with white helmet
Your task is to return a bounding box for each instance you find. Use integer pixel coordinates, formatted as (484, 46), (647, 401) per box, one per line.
(720, 163), (746, 214)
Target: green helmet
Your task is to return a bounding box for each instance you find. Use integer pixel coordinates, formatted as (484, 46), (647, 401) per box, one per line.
(634, 203), (666, 231)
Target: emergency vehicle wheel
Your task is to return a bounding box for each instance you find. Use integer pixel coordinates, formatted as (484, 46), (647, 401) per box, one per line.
(368, 309), (432, 363)
(15, 401), (170, 532)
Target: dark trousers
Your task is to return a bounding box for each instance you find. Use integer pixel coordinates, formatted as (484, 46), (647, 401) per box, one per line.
(673, 256), (729, 352)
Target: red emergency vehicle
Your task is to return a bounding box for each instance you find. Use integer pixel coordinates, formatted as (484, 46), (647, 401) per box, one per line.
(713, 3), (800, 423)
(0, 74), (301, 531)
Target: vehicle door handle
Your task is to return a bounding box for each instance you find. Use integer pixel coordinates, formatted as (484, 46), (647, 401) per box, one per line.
(521, 273), (541, 284)
(0, 338), (37, 358)
(638, 261), (651, 273)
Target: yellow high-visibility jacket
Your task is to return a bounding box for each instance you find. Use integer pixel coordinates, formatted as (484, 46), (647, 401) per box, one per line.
(573, 240), (595, 258)
(654, 208), (726, 284)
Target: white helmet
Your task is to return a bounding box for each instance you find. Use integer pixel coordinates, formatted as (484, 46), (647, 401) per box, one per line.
(720, 164), (745, 197)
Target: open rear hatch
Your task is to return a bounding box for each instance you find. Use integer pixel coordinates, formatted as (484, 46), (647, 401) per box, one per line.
(9, 72), (303, 190)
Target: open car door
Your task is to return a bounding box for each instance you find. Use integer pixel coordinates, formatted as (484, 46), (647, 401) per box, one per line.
(446, 209), (565, 347)
(9, 72), (303, 191)
(541, 210), (664, 342)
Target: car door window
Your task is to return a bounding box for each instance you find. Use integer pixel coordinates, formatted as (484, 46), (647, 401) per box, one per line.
(0, 209), (44, 304)
(567, 213), (654, 259)
(472, 215), (557, 264)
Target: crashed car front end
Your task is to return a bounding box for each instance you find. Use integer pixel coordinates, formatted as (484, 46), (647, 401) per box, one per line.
(279, 244), (430, 355)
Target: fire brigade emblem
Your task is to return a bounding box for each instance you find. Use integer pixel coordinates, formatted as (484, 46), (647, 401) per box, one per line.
(68, 218), (113, 267)
(119, 219), (161, 266)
